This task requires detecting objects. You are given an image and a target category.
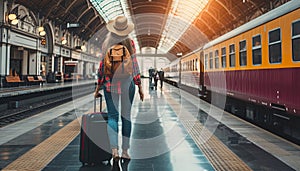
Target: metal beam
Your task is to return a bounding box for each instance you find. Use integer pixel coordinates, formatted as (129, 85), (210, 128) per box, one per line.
(76, 6), (93, 22)
(64, 0), (78, 15)
(204, 9), (226, 29)
(215, 0), (236, 20)
(197, 18), (218, 36)
(84, 15), (100, 29)
(44, 0), (64, 19)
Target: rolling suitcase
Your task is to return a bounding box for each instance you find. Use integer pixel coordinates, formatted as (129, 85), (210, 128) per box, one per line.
(149, 78), (155, 90)
(79, 94), (111, 166)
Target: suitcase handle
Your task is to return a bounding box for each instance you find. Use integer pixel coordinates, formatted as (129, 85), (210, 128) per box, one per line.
(94, 93), (103, 112)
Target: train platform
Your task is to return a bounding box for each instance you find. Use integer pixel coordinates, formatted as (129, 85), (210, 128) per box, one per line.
(0, 79), (300, 171)
(0, 80), (96, 98)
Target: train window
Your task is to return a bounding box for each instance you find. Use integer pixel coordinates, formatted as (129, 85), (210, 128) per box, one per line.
(205, 54), (208, 70)
(252, 35), (261, 46)
(209, 52), (213, 69)
(195, 58), (198, 71)
(193, 60), (195, 70)
(229, 44), (236, 67)
(184, 62), (189, 71)
(292, 20), (300, 61)
(187, 62), (189, 71)
(239, 40), (247, 66)
(221, 47), (226, 68)
(215, 50), (219, 69)
(269, 29), (282, 64)
(186, 62), (188, 71)
(252, 35), (262, 65)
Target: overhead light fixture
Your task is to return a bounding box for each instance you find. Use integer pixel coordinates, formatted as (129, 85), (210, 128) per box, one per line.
(38, 26), (46, 36)
(61, 38), (67, 45)
(8, 13), (18, 25)
(10, 19), (18, 25)
(8, 13), (17, 20)
(38, 26), (44, 32)
(177, 52), (183, 57)
(39, 30), (46, 36)
(81, 45), (86, 52)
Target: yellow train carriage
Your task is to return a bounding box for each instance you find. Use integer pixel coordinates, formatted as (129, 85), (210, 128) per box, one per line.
(201, 0), (300, 144)
(204, 2), (300, 72)
(180, 52), (201, 89)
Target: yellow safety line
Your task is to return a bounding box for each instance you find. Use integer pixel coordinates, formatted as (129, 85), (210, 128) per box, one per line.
(2, 118), (81, 171)
(164, 91), (252, 171)
(2, 101), (106, 171)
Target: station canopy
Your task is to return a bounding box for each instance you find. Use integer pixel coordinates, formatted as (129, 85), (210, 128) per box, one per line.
(15, 0), (290, 56)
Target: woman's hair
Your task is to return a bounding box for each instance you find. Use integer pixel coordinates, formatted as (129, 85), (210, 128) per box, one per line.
(102, 32), (134, 57)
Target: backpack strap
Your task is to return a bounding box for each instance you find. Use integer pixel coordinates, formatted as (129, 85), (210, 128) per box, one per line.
(109, 48), (114, 74)
(122, 46), (125, 72)
(122, 46), (125, 62)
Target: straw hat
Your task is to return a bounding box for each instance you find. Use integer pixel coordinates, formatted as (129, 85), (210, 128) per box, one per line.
(106, 16), (134, 36)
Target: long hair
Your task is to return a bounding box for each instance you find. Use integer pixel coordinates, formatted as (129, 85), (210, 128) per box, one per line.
(102, 32), (134, 58)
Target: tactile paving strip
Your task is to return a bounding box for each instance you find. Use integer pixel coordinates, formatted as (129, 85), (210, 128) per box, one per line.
(2, 102), (105, 171)
(164, 91), (252, 171)
(2, 119), (81, 171)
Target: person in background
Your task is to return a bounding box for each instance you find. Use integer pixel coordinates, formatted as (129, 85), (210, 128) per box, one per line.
(158, 68), (164, 89)
(154, 69), (159, 90)
(148, 67), (155, 83)
(94, 16), (144, 162)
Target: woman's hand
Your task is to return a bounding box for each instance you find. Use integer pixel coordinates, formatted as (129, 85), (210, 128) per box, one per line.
(94, 84), (101, 98)
(138, 85), (144, 101)
(94, 91), (100, 98)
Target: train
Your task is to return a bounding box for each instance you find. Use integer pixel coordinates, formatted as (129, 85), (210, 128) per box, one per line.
(164, 0), (300, 144)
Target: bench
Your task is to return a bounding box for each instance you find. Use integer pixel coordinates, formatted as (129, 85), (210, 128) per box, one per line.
(5, 76), (24, 87)
(37, 76), (46, 86)
(27, 76), (40, 85)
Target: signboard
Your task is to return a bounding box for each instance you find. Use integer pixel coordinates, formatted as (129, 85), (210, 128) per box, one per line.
(72, 50), (81, 60)
(67, 23), (80, 28)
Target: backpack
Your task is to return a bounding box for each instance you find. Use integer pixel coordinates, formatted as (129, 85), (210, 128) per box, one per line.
(104, 44), (133, 79)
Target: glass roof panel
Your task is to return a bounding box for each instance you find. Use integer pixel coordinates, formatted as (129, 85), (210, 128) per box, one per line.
(158, 0), (209, 53)
(90, 0), (140, 53)
(90, 0), (124, 22)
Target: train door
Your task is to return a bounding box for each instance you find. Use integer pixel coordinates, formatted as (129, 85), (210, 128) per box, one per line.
(178, 60), (182, 85)
(199, 50), (206, 95)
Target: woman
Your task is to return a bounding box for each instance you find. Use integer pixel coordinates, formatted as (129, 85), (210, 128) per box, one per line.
(94, 16), (144, 161)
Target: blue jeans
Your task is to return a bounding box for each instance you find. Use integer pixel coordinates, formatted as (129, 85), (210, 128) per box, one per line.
(104, 81), (135, 150)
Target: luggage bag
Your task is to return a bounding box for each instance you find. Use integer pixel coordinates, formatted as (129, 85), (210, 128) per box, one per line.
(79, 94), (111, 166)
(149, 78), (155, 90)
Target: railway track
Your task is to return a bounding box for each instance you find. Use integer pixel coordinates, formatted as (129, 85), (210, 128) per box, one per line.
(0, 83), (95, 127)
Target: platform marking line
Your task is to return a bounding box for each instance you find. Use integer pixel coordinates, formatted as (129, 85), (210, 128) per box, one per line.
(164, 91), (252, 171)
(2, 118), (81, 171)
(2, 102), (106, 171)
(170, 85), (300, 171)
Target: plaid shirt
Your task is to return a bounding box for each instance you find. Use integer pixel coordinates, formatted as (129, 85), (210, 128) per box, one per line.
(97, 53), (141, 94)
